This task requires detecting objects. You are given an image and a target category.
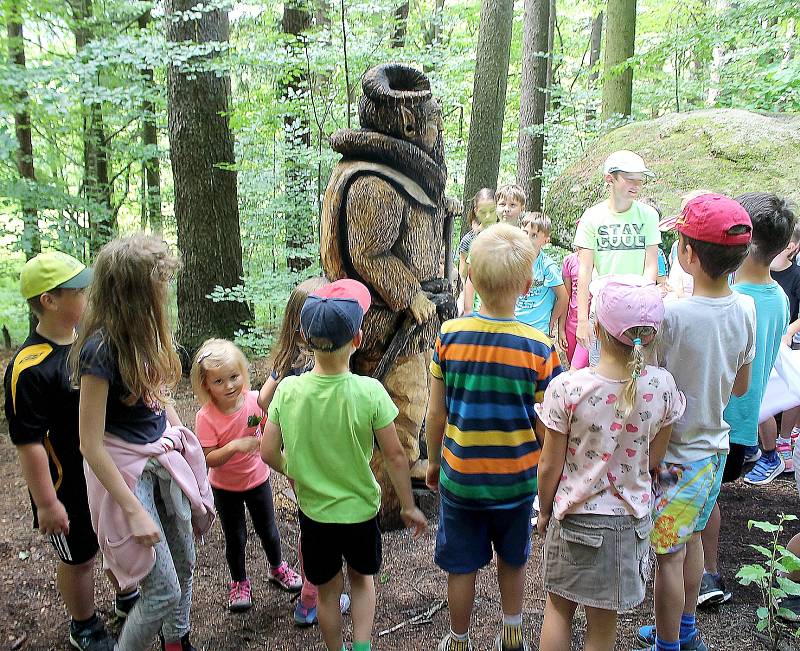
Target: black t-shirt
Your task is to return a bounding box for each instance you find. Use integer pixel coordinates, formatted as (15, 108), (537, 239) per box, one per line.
(772, 263), (800, 322)
(79, 331), (166, 444)
(4, 332), (83, 492)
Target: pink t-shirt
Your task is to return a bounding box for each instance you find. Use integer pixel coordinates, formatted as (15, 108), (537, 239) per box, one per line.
(195, 390), (269, 492)
(536, 366), (685, 519)
(562, 253), (580, 333)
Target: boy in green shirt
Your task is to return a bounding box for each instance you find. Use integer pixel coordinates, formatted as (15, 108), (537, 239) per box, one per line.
(261, 279), (427, 651)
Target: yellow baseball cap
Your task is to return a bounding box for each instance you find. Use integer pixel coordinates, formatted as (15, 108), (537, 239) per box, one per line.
(20, 251), (93, 299)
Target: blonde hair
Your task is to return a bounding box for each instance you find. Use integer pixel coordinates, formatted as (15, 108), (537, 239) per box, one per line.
(496, 183), (527, 207)
(270, 277), (328, 379)
(191, 338), (250, 405)
(598, 324), (657, 419)
(70, 234), (182, 408)
(469, 223), (536, 301)
(522, 211), (551, 235)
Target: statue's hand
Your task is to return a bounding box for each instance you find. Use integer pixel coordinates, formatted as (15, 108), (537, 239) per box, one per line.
(410, 291), (436, 325)
(444, 196), (462, 218)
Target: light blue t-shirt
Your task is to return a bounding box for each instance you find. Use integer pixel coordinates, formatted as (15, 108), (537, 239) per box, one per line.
(657, 248), (668, 277)
(515, 251), (563, 334)
(725, 282), (789, 447)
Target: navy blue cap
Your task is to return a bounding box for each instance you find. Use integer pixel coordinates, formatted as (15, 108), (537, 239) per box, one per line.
(300, 295), (365, 351)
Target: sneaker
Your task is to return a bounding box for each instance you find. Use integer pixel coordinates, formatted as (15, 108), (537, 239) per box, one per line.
(742, 445), (762, 465)
(493, 632), (530, 650)
(697, 572), (732, 606)
(437, 633), (473, 651)
(269, 561), (302, 592)
(159, 632), (197, 651)
(531, 494), (540, 529)
(777, 441), (794, 473)
(69, 617), (115, 651)
(114, 590), (140, 620)
(634, 625), (708, 650)
(228, 579), (252, 612)
(293, 593), (351, 626)
(744, 451), (786, 485)
(778, 595), (800, 622)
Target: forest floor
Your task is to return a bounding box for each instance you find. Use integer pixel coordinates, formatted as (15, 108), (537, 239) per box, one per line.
(0, 354), (797, 650)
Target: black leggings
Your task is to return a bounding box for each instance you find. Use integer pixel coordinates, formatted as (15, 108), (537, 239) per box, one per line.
(212, 480), (282, 582)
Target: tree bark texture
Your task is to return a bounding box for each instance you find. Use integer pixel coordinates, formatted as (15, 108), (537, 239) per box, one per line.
(166, 0), (252, 354)
(600, 0), (637, 121)
(6, 4), (40, 259)
(586, 10), (603, 121)
(462, 0), (514, 220)
(138, 10), (162, 234)
(544, 0), (556, 111)
(391, 2), (409, 48)
(516, 0), (550, 212)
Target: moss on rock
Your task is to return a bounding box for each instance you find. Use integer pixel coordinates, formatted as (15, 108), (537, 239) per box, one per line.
(545, 109), (800, 247)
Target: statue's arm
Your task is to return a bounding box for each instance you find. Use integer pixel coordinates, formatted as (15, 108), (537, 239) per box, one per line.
(346, 176), (420, 312)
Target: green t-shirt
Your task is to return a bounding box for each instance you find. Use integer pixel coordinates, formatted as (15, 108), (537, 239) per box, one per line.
(267, 371), (399, 524)
(573, 200), (661, 276)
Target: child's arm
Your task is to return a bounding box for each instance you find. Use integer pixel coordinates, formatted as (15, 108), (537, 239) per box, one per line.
(425, 376), (447, 491)
(549, 284), (569, 340)
(79, 375), (161, 546)
(203, 437), (260, 467)
(374, 422), (427, 538)
(536, 426), (567, 536)
(16, 444), (69, 535)
(731, 362), (752, 398)
(576, 247), (594, 349)
(166, 404), (183, 427)
(458, 251), (469, 285)
(257, 374), (279, 412)
(648, 425), (674, 470)
(260, 418), (286, 475)
(783, 319), (800, 347)
(643, 244), (659, 283)
(463, 273), (475, 315)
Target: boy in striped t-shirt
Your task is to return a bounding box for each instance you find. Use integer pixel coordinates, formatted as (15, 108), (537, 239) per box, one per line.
(426, 224), (562, 651)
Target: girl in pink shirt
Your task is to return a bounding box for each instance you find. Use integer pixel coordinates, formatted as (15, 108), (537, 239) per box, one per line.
(192, 339), (301, 612)
(560, 251), (590, 368)
(536, 278), (686, 651)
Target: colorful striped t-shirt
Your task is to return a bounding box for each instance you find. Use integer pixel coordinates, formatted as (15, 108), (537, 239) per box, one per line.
(430, 314), (562, 509)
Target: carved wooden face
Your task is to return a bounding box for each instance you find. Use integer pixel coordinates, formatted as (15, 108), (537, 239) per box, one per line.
(400, 99), (443, 156)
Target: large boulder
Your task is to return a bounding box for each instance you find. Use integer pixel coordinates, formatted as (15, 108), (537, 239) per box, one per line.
(545, 109), (800, 247)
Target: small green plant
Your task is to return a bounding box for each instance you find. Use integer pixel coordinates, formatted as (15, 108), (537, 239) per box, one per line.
(736, 513), (800, 649)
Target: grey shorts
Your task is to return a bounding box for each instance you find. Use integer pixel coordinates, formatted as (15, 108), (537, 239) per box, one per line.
(542, 513), (652, 611)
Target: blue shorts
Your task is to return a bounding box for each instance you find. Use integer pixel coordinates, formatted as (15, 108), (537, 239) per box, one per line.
(434, 498), (533, 574)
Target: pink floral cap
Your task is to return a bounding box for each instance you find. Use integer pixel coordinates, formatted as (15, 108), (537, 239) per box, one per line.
(593, 275), (664, 346)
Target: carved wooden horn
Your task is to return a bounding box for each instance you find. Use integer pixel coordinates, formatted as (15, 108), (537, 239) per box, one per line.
(361, 63), (432, 106)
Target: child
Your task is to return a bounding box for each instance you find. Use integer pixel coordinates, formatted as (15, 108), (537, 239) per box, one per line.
(73, 235), (215, 651)
(635, 193), (755, 651)
(517, 212), (568, 339)
(560, 249), (590, 368)
(3, 251), (126, 651)
(461, 189), (499, 315)
(496, 183), (526, 227)
(696, 194), (795, 608)
(261, 279), (427, 651)
(191, 339), (301, 613)
(458, 188), (497, 287)
(257, 277), (352, 626)
(426, 224), (562, 651)
(573, 150), (661, 356)
(537, 277), (684, 651)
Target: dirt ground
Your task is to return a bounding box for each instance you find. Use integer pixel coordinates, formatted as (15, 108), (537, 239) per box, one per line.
(0, 357), (797, 650)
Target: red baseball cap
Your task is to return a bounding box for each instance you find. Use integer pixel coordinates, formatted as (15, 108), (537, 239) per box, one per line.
(658, 193), (752, 245)
(314, 278), (371, 313)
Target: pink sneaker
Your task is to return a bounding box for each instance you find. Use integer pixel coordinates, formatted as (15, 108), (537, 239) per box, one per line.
(269, 561), (302, 592)
(228, 579), (252, 612)
(778, 441), (794, 473)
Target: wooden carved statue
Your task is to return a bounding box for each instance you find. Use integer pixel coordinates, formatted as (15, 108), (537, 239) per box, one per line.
(320, 63), (459, 529)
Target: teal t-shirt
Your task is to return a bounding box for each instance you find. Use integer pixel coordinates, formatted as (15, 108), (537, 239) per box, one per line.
(515, 251), (563, 334)
(725, 282), (789, 446)
(268, 371), (398, 523)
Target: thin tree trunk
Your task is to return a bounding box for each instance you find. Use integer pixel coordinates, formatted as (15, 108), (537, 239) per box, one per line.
(517, 0), (550, 212)
(167, 0), (253, 354)
(707, 0), (730, 105)
(586, 10), (603, 121)
(391, 2), (409, 48)
(600, 0), (637, 121)
(138, 10), (162, 234)
(545, 0), (556, 112)
(462, 0), (514, 225)
(424, 0), (446, 46)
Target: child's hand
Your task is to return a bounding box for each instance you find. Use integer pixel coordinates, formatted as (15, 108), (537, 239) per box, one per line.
(38, 500), (70, 536)
(425, 461), (440, 491)
(157, 435), (176, 454)
(235, 437), (261, 455)
(576, 320), (590, 350)
(128, 507), (161, 547)
(558, 330), (568, 352)
(536, 511), (550, 537)
(400, 506), (428, 539)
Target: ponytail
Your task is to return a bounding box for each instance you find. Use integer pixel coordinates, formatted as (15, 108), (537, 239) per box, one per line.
(620, 326), (656, 419)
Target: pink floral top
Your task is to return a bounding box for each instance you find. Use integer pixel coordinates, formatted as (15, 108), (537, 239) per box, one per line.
(536, 366), (686, 519)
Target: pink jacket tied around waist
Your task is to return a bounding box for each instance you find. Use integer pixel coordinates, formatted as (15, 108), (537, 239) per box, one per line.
(84, 425), (216, 590)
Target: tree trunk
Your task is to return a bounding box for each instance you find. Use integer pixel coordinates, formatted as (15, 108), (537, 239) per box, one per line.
(544, 0), (556, 112)
(586, 10), (603, 121)
(282, 1), (314, 272)
(600, 0), (637, 121)
(706, 0), (730, 105)
(391, 2), (409, 48)
(138, 10), (162, 234)
(6, 2), (40, 259)
(462, 0), (514, 223)
(517, 0), (550, 212)
(166, 0), (253, 355)
(424, 0), (446, 46)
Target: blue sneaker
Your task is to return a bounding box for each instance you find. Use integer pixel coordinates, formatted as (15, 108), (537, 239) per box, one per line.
(293, 593), (351, 627)
(634, 626), (708, 650)
(742, 445), (761, 465)
(744, 450), (785, 486)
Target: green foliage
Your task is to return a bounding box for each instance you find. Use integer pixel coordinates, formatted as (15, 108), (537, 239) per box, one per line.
(736, 514), (800, 647)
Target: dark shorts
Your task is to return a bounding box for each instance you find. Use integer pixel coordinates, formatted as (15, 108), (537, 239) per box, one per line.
(297, 510), (382, 586)
(434, 499), (533, 574)
(722, 443), (747, 483)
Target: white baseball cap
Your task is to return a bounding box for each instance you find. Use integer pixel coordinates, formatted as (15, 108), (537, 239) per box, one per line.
(603, 150), (654, 177)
